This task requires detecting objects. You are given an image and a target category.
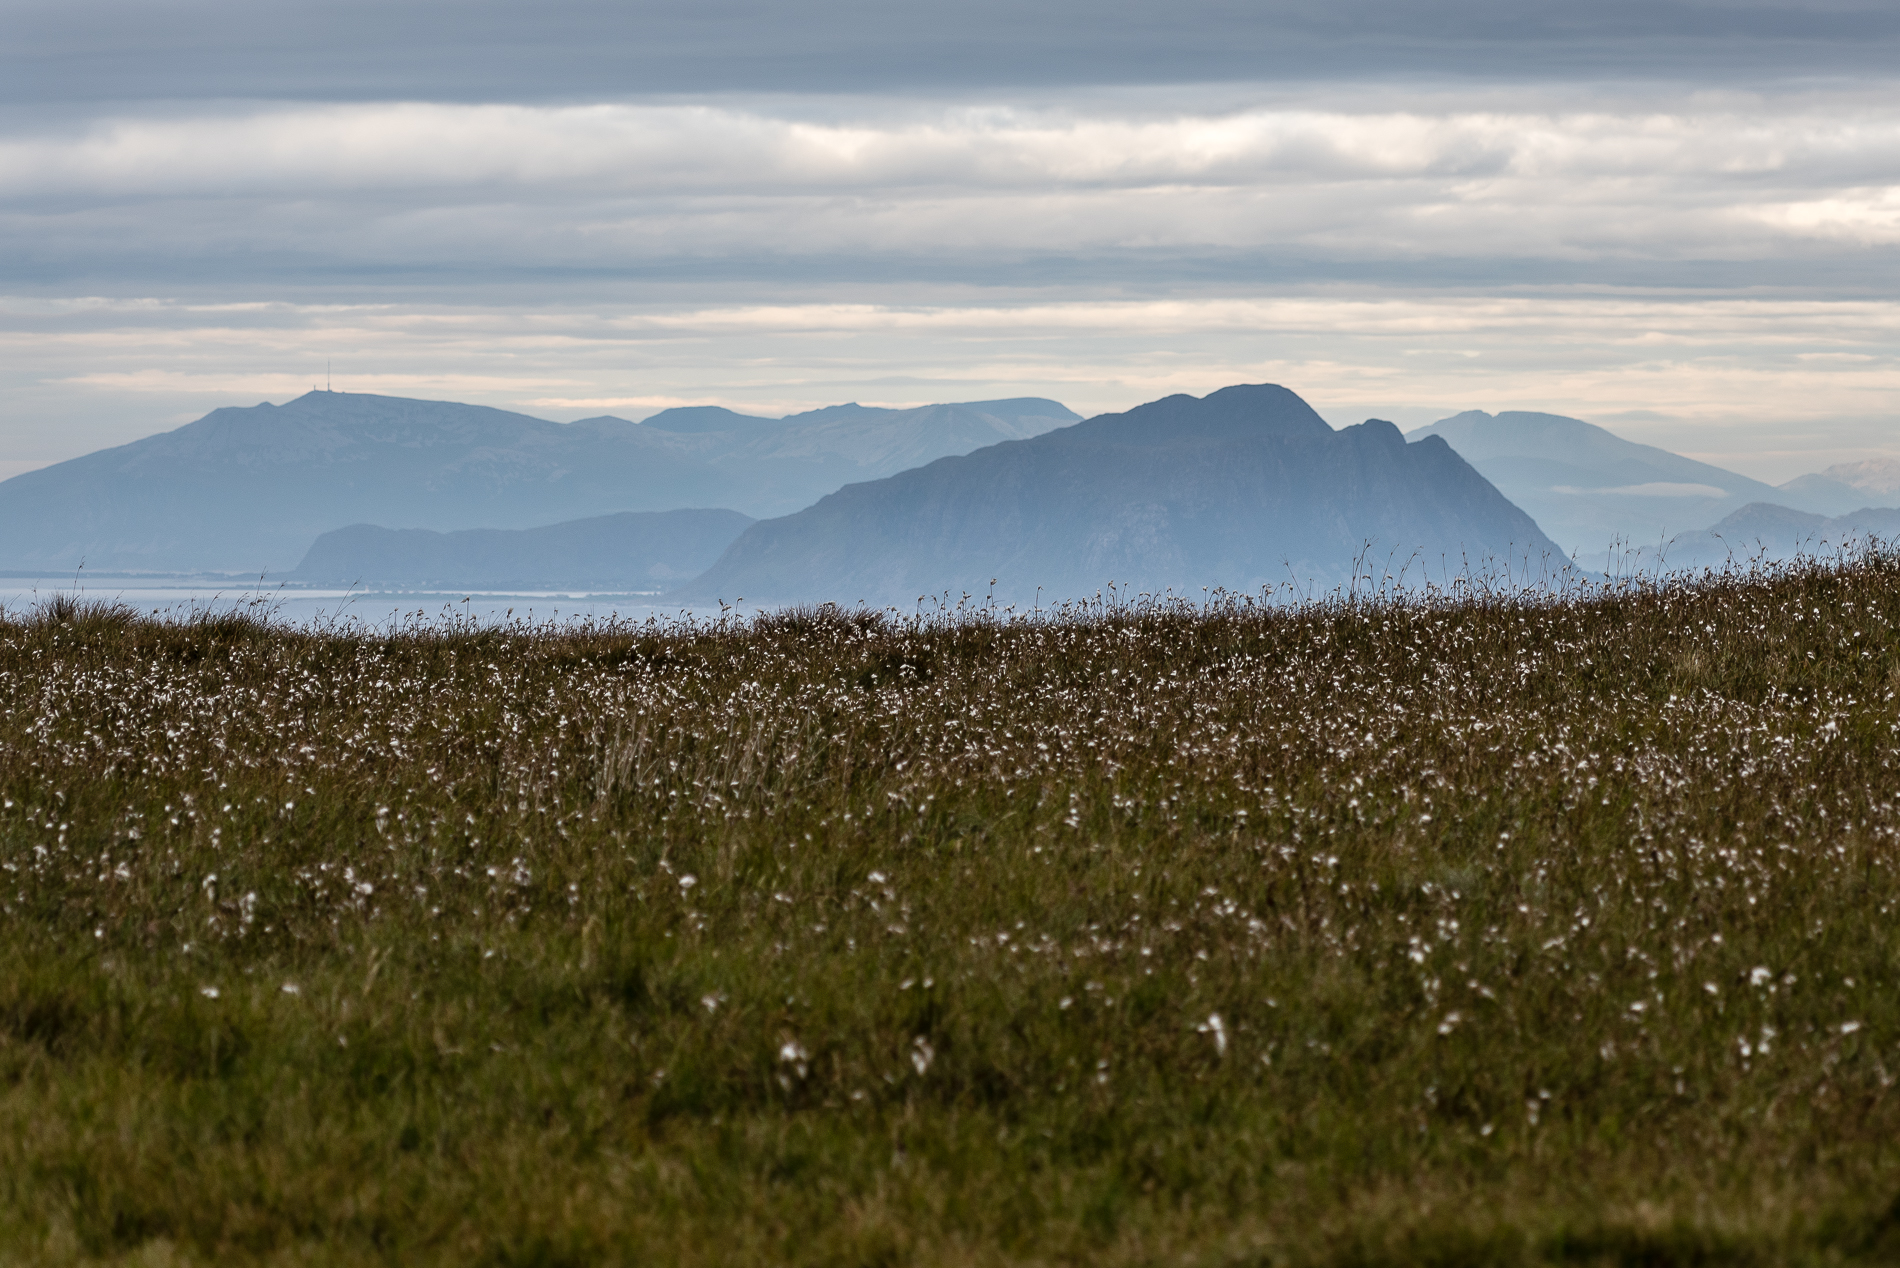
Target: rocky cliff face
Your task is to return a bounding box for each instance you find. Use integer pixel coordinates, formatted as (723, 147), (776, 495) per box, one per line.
(677, 384), (1567, 609)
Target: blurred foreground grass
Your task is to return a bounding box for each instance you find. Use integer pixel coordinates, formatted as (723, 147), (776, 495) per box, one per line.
(5, 567), (1900, 1265)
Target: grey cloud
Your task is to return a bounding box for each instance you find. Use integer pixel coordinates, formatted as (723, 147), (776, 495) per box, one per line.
(4, 97), (1899, 298)
(6, 0), (1900, 104)
(5, 1), (1899, 486)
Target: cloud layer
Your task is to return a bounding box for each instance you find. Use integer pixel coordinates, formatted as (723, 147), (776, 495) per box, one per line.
(2, 4), (1896, 485)
(9, 0), (1900, 100)
(9, 96), (1900, 275)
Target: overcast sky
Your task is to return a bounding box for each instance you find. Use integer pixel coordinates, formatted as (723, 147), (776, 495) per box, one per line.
(2, 0), (1897, 482)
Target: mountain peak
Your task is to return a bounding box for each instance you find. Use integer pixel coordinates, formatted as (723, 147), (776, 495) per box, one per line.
(640, 405), (781, 434)
(1817, 456), (1900, 497)
(1075, 383), (1334, 448)
(779, 402), (893, 424)
(677, 383), (1561, 608)
(1347, 418), (1406, 447)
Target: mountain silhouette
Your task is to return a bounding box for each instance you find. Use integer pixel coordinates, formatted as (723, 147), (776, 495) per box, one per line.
(1663, 502), (1900, 571)
(1404, 410), (1825, 563)
(1776, 457), (1900, 518)
(290, 508), (754, 591)
(0, 392), (1077, 572)
(677, 385), (1565, 609)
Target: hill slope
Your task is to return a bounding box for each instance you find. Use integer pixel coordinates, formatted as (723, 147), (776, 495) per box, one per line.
(1406, 411), (1823, 562)
(0, 392), (1078, 573)
(1776, 457), (1900, 517)
(1664, 503), (1900, 571)
(290, 509), (754, 591)
(679, 385), (1564, 608)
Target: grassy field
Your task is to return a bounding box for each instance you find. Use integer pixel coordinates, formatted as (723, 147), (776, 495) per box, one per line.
(4, 564), (1900, 1266)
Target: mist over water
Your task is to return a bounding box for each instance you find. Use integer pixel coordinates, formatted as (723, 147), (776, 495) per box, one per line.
(0, 577), (711, 630)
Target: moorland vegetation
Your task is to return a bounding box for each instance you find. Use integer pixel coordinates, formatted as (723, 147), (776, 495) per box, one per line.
(4, 561), (1900, 1265)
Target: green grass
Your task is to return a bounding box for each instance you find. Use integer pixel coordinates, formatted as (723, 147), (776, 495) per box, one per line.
(4, 566), (1900, 1265)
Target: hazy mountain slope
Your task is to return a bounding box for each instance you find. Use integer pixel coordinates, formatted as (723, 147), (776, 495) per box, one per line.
(1815, 457), (1900, 497)
(679, 385), (1564, 609)
(290, 508), (754, 590)
(0, 392), (681, 574)
(1664, 503), (1900, 571)
(1777, 457), (1900, 517)
(1407, 410), (1819, 562)
(617, 396), (1082, 516)
(744, 399), (1076, 475)
(0, 392), (1079, 574)
(1776, 474), (1870, 517)
(631, 405), (783, 435)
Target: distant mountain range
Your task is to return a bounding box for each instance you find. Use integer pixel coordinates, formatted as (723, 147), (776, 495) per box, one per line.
(1662, 503), (1900, 571)
(1777, 457), (1900, 519)
(9, 384), (1894, 594)
(0, 391), (1077, 573)
(679, 385), (1564, 609)
(1408, 411), (1897, 562)
(291, 509), (753, 591)
(1408, 411), (1787, 561)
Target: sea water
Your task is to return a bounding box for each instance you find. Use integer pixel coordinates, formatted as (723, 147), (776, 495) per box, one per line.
(0, 575), (713, 630)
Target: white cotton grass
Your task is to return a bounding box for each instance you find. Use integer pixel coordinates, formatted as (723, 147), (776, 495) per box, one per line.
(910, 1036), (935, 1075)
